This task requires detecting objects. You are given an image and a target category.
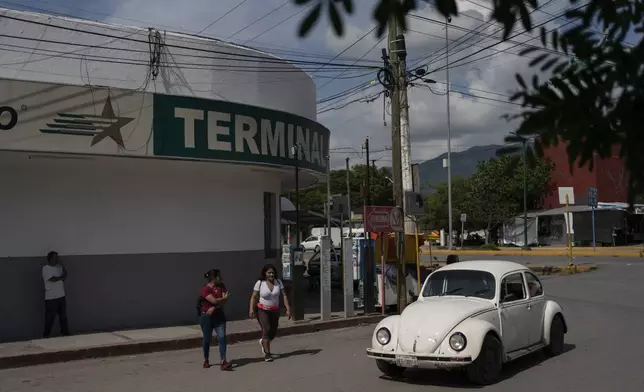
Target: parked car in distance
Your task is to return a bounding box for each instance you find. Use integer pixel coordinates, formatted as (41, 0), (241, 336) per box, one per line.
(301, 236), (321, 252)
(366, 260), (567, 385)
(306, 248), (342, 290)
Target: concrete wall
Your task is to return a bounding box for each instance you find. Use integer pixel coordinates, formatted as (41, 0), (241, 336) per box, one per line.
(0, 151), (282, 341)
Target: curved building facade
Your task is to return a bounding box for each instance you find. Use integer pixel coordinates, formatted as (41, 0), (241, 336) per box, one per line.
(0, 8), (329, 341)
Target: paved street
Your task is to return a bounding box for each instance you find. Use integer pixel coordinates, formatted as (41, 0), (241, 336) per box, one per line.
(2, 261), (644, 392)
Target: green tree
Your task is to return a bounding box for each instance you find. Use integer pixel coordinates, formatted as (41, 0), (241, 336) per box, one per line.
(463, 156), (521, 243)
(286, 163), (394, 212)
(421, 177), (470, 232)
(462, 154), (552, 242)
(293, 0), (643, 205)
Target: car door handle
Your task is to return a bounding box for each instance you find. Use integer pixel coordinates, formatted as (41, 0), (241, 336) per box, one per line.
(526, 304), (532, 310)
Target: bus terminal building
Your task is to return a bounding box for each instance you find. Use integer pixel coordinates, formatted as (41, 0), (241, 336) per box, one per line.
(0, 8), (329, 342)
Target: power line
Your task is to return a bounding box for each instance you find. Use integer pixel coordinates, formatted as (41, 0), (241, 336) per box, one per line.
(431, 15), (583, 75)
(0, 1), (380, 67)
(310, 26), (378, 76)
(241, 3), (312, 45)
(0, 43), (376, 73)
(226, 0), (291, 40)
(408, 0), (560, 72)
(316, 35), (385, 91)
(0, 15), (379, 69)
(197, 0), (250, 34)
(426, 3), (588, 75)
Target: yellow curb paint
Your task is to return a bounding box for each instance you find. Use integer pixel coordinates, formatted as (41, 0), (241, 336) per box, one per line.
(421, 249), (641, 258)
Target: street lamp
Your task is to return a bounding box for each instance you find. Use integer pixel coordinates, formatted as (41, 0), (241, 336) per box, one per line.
(510, 132), (530, 251)
(445, 16), (454, 250)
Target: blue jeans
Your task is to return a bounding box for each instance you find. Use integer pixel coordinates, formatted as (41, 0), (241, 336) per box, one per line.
(200, 314), (226, 362)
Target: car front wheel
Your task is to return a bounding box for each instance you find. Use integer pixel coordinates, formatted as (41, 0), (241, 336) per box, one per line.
(375, 359), (404, 379)
(466, 334), (503, 385)
(544, 314), (565, 357)
(314, 245), (320, 252)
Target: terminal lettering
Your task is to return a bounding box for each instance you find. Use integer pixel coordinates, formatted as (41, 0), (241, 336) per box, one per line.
(173, 107), (325, 166)
(0, 106), (18, 130)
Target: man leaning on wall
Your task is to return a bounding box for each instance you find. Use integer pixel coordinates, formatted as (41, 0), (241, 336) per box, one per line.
(42, 251), (70, 338)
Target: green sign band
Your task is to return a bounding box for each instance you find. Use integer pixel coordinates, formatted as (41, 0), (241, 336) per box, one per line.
(153, 94), (329, 174)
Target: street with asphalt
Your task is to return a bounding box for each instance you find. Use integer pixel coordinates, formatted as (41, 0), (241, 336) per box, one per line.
(2, 257), (644, 391)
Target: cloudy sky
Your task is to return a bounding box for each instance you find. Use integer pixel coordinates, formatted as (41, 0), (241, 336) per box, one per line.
(6, 0), (630, 168)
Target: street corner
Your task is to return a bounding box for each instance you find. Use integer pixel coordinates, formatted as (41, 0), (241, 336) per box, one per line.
(528, 264), (598, 276)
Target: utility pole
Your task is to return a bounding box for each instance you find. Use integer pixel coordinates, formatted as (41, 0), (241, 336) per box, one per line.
(445, 17), (454, 250)
(326, 156), (331, 235)
(399, 36), (414, 236)
(389, 15), (408, 312)
(346, 157), (352, 238)
(363, 137), (374, 313)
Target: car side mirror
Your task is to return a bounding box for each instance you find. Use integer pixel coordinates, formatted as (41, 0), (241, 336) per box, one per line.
(501, 293), (517, 303)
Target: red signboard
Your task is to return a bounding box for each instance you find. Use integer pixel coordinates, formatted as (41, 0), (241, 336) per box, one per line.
(363, 206), (404, 233)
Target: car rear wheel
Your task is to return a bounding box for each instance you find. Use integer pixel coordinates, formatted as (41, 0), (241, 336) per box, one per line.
(375, 359), (404, 379)
(466, 334), (503, 385)
(544, 314), (565, 357)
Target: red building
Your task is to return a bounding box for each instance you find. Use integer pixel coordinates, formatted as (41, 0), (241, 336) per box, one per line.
(541, 142), (628, 209)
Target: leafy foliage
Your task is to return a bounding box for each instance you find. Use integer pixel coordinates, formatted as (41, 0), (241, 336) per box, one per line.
(420, 176), (470, 231)
(286, 164), (394, 213)
(422, 154), (552, 242)
(292, 0), (644, 206)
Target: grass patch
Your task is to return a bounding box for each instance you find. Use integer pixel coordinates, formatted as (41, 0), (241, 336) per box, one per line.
(479, 244), (501, 251)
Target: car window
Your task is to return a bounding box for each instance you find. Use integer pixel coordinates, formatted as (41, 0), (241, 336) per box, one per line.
(524, 272), (544, 297)
(500, 273), (526, 303)
(421, 270), (496, 300)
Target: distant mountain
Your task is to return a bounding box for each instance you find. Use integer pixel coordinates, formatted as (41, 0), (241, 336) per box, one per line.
(417, 144), (518, 193)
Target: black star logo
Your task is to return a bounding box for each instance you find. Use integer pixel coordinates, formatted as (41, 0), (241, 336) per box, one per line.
(90, 96), (134, 148)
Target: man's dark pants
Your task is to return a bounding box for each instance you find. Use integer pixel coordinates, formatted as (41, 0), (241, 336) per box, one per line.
(44, 296), (69, 337)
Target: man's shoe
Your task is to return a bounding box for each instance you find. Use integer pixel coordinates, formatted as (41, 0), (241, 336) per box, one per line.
(220, 360), (232, 371)
(203, 360), (210, 369)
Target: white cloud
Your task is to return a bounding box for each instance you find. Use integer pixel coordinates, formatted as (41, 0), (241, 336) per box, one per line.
(20, 0), (572, 169)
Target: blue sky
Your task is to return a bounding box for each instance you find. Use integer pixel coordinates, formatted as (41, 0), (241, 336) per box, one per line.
(3, 0), (637, 168)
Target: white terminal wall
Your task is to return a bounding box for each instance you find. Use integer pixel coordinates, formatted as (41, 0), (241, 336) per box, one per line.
(0, 8), (317, 122)
(0, 151), (282, 258)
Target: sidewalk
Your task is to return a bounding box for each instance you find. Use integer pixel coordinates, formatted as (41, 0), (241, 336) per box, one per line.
(0, 312), (383, 370)
(421, 245), (644, 257)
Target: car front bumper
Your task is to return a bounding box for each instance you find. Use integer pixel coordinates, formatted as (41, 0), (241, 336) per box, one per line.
(366, 348), (472, 369)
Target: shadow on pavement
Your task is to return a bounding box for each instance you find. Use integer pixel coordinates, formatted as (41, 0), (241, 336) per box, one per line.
(232, 348), (322, 369)
(379, 343), (576, 388)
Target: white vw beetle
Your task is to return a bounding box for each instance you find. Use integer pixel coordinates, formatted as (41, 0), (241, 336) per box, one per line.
(366, 260), (567, 385)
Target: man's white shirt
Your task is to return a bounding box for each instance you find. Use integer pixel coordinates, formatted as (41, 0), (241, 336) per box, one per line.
(42, 265), (65, 300)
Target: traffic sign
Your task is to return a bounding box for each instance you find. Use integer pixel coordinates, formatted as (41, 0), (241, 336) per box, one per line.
(460, 213), (467, 223)
(405, 191), (425, 216)
(587, 187), (598, 207)
(363, 206), (404, 232)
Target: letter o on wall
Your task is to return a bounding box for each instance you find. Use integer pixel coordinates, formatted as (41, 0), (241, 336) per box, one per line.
(0, 106), (18, 130)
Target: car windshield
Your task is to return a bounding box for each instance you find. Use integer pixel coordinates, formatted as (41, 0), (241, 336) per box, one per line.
(421, 270), (496, 300)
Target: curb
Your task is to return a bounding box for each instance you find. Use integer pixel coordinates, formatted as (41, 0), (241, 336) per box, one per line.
(528, 264), (598, 275)
(0, 314), (384, 370)
(422, 250), (641, 258)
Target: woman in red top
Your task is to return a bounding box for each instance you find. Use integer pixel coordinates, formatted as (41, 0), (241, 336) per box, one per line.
(199, 269), (232, 370)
